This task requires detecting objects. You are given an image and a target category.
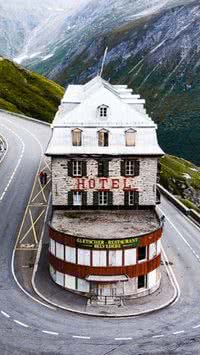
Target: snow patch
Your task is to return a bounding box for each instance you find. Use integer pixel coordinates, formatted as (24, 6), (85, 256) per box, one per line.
(42, 53), (54, 61)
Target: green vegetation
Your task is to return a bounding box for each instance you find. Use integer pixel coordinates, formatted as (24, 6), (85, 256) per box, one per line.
(0, 58), (64, 122)
(160, 154), (200, 212)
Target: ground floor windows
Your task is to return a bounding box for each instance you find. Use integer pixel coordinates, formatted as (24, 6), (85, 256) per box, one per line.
(99, 191), (108, 206)
(138, 275), (147, 289)
(50, 267), (158, 296)
(73, 191), (82, 206)
(124, 191), (139, 206)
(93, 191), (113, 206)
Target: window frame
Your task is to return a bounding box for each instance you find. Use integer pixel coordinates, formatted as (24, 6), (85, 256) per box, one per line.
(98, 129), (109, 147)
(125, 128), (136, 147)
(138, 246), (147, 263)
(125, 160), (135, 176)
(98, 191), (109, 206)
(73, 191), (82, 206)
(98, 105), (109, 119)
(72, 128), (82, 146)
(138, 275), (147, 289)
(128, 191), (135, 206)
(72, 161), (82, 176)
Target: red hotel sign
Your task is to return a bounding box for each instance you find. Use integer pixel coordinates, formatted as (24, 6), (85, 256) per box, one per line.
(72, 177), (142, 192)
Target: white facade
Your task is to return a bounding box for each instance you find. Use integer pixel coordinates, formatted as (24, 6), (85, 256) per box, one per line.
(46, 76), (164, 157)
(47, 76), (163, 303)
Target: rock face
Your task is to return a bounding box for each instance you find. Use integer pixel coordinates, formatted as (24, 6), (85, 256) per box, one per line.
(43, 0), (200, 165)
(14, 0), (199, 165)
(1, 0), (200, 164)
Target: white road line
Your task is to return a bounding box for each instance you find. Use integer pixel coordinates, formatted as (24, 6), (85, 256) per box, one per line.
(0, 124), (25, 202)
(1, 311), (10, 318)
(14, 320), (29, 328)
(0, 133), (8, 164)
(193, 324), (200, 329)
(115, 337), (132, 341)
(161, 245), (181, 306)
(72, 335), (91, 340)
(159, 206), (200, 263)
(42, 330), (59, 336)
(173, 331), (185, 335)
(152, 335), (164, 338)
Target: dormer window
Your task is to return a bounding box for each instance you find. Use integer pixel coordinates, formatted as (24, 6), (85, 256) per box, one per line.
(125, 128), (136, 147)
(98, 129), (109, 147)
(98, 105), (109, 119)
(72, 128), (82, 146)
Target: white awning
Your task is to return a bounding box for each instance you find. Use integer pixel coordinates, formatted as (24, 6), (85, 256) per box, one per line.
(86, 275), (128, 282)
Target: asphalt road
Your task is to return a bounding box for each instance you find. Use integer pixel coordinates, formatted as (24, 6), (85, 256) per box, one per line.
(0, 111), (200, 355)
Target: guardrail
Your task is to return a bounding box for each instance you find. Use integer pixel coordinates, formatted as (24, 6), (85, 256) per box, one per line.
(0, 109), (50, 126)
(157, 184), (200, 226)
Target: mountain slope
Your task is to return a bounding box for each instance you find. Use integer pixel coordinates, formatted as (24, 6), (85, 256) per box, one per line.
(160, 154), (200, 212)
(37, 0), (199, 165)
(0, 58), (64, 122)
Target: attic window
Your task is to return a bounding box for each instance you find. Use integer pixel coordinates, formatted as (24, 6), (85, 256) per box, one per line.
(125, 128), (136, 147)
(72, 128), (82, 146)
(98, 105), (109, 119)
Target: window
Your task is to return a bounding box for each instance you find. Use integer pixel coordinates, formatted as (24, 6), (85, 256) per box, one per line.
(138, 275), (147, 289)
(98, 160), (109, 177)
(125, 129), (136, 146)
(65, 246), (76, 263)
(128, 191), (135, 206)
(50, 239), (55, 255)
(93, 250), (107, 266)
(72, 128), (82, 146)
(138, 246), (146, 262)
(99, 191), (109, 206)
(72, 161), (82, 176)
(98, 129), (109, 147)
(109, 250), (122, 266)
(68, 160), (87, 177)
(56, 242), (64, 260)
(124, 191), (139, 206)
(73, 191), (82, 206)
(121, 160), (140, 177)
(125, 160), (135, 176)
(77, 249), (90, 266)
(99, 105), (108, 118)
(124, 249), (136, 266)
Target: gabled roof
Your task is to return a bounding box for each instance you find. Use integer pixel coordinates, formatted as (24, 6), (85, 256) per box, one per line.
(46, 76), (164, 156)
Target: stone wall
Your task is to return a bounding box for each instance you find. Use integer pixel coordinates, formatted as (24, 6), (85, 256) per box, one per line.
(51, 157), (158, 206)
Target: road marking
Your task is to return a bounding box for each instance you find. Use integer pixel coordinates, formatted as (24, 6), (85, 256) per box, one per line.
(161, 245), (181, 306)
(42, 330), (59, 336)
(14, 320), (29, 328)
(115, 337), (132, 341)
(9, 117), (55, 311)
(72, 335), (91, 340)
(19, 209), (45, 244)
(29, 209), (39, 245)
(0, 125), (25, 202)
(193, 324), (200, 329)
(159, 206), (200, 263)
(31, 178), (50, 203)
(152, 335), (164, 338)
(173, 331), (185, 335)
(1, 311), (10, 318)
